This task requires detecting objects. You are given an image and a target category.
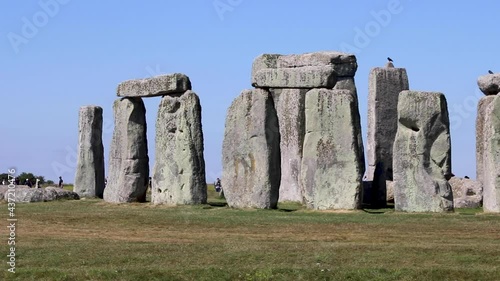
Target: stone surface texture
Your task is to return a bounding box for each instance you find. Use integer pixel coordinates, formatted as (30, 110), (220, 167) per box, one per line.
(251, 51), (357, 88)
(0, 186), (79, 203)
(270, 88), (306, 202)
(152, 91), (207, 205)
(74, 105), (105, 198)
(117, 73), (191, 98)
(476, 96), (496, 183)
(393, 91), (453, 212)
(365, 67), (409, 206)
(477, 73), (500, 95)
(448, 177), (483, 208)
(222, 89), (281, 209)
(482, 95), (500, 212)
(104, 98), (149, 203)
(300, 89), (364, 210)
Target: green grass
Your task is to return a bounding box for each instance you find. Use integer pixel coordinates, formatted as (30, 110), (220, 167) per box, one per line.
(1, 189), (499, 281)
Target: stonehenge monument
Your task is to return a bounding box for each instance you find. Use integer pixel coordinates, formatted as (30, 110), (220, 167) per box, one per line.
(103, 73), (207, 204)
(223, 51), (365, 209)
(71, 51), (495, 213)
(393, 91), (453, 212)
(301, 89), (364, 209)
(74, 105), (105, 198)
(365, 65), (409, 207)
(152, 90), (207, 205)
(476, 73), (500, 212)
(104, 97), (149, 203)
(222, 89), (281, 208)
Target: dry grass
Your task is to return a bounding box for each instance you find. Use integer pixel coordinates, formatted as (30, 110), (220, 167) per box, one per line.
(1, 191), (499, 280)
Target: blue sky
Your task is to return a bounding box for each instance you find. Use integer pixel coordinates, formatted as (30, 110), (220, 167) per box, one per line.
(1, 0), (499, 183)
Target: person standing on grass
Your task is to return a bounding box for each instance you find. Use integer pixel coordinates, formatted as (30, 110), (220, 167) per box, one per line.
(214, 178), (222, 193)
(58, 176), (63, 188)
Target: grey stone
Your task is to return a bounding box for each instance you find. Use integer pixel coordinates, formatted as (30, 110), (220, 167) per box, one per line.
(448, 177), (482, 208)
(74, 105), (105, 198)
(222, 89), (281, 209)
(152, 91), (207, 205)
(477, 73), (500, 95)
(251, 51), (358, 89)
(393, 91), (453, 212)
(270, 88), (306, 202)
(252, 66), (337, 89)
(300, 89), (364, 210)
(332, 76), (366, 197)
(104, 98), (149, 203)
(0, 186), (79, 203)
(476, 96), (496, 183)
(365, 67), (409, 207)
(482, 95), (500, 212)
(117, 73), (191, 98)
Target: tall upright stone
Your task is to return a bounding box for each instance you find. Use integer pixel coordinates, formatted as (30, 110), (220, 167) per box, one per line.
(152, 91), (207, 205)
(270, 88), (306, 202)
(104, 98), (149, 203)
(222, 89), (281, 209)
(365, 67), (409, 207)
(393, 91), (453, 212)
(74, 106), (105, 198)
(300, 89), (364, 210)
(482, 95), (500, 212)
(476, 95), (496, 183)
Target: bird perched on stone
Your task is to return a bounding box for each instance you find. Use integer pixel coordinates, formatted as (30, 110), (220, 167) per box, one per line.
(386, 57), (394, 68)
(488, 70), (494, 74)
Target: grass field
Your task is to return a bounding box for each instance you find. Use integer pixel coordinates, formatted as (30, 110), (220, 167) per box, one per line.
(1, 185), (500, 281)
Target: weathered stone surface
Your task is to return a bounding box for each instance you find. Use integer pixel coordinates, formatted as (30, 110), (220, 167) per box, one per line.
(0, 186), (79, 203)
(252, 66), (337, 89)
(393, 91), (453, 212)
(222, 89), (280, 209)
(104, 98), (149, 203)
(449, 177), (482, 208)
(74, 105), (105, 198)
(117, 73), (191, 98)
(270, 88), (306, 202)
(251, 51), (358, 88)
(365, 67), (409, 207)
(300, 89), (364, 210)
(477, 73), (500, 95)
(332, 76), (366, 195)
(476, 96), (496, 183)
(152, 91), (207, 205)
(482, 95), (500, 212)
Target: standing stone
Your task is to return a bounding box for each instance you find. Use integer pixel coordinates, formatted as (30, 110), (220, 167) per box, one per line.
(482, 95), (500, 212)
(104, 98), (149, 203)
(300, 89), (364, 210)
(270, 88), (306, 202)
(152, 91), (207, 205)
(365, 67), (409, 207)
(74, 106), (105, 198)
(222, 89), (281, 209)
(393, 91), (453, 212)
(476, 95), (496, 183)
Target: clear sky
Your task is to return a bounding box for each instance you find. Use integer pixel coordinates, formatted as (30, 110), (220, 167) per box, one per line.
(1, 0), (499, 183)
